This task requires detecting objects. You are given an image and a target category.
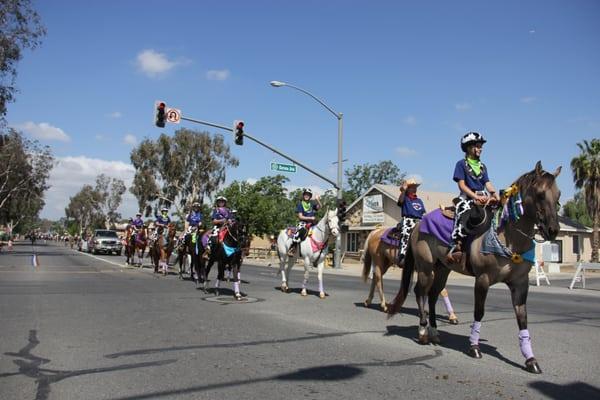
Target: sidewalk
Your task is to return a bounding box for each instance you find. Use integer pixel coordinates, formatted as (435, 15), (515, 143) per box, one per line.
(245, 256), (599, 283)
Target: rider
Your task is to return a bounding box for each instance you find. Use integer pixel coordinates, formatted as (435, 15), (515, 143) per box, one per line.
(131, 212), (144, 242)
(208, 196), (232, 251)
(447, 132), (500, 263)
(288, 188), (321, 256)
(186, 202), (203, 233)
(395, 178), (426, 265)
(153, 206), (171, 242)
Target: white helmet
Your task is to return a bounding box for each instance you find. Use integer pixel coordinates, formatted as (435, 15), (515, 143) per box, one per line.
(216, 196), (227, 203)
(302, 188), (313, 196)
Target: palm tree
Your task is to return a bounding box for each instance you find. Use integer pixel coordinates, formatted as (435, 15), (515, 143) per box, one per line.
(571, 139), (600, 262)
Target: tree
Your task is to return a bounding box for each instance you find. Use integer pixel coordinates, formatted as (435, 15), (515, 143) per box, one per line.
(562, 191), (593, 227)
(218, 175), (295, 237)
(130, 129), (239, 217)
(0, 128), (53, 233)
(0, 0), (46, 123)
(344, 160), (406, 202)
(94, 174), (126, 229)
(64, 185), (104, 235)
(571, 139), (600, 262)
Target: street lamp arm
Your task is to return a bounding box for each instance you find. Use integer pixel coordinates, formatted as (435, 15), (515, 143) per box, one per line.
(284, 83), (341, 120)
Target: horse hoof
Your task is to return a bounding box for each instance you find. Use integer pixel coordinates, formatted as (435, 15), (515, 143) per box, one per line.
(448, 315), (459, 325)
(319, 292), (326, 299)
(301, 288), (307, 297)
(364, 299), (371, 308)
(525, 358), (542, 374)
(468, 346), (482, 359)
(418, 334), (429, 345)
(281, 285), (289, 293)
(235, 293), (242, 301)
(381, 303), (388, 313)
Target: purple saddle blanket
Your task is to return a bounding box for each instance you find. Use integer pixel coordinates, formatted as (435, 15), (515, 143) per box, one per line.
(419, 208), (454, 246)
(201, 232), (210, 248)
(380, 228), (400, 247)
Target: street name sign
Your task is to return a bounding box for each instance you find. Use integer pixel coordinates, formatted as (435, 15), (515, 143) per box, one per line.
(270, 162), (297, 173)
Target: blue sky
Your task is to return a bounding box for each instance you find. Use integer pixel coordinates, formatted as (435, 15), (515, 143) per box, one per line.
(7, 0), (600, 219)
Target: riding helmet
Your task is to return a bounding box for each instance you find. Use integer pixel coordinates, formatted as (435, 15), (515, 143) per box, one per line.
(302, 188), (313, 196)
(460, 131), (487, 152)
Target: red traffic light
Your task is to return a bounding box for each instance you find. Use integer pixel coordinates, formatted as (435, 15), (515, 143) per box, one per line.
(236, 121), (244, 129)
(158, 102), (166, 109)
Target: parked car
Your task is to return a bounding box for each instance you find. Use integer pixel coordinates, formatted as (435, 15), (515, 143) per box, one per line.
(88, 230), (122, 255)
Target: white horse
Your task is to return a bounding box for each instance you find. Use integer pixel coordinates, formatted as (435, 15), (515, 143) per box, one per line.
(277, 209), (340, 299)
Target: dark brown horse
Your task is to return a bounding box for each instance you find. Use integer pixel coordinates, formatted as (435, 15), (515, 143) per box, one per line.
(125, 226), (148, 267)
(389, 161), (561, 374)
(361, 227), (458, 322)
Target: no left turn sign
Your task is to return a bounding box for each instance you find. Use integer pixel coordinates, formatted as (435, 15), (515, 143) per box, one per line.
(166, 108), (181, 124)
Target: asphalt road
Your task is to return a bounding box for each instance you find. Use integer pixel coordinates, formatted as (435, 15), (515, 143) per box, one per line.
(1, 241), (599, 400)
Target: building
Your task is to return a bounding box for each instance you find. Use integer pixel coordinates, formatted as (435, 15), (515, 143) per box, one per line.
(341, 184), (594, 265)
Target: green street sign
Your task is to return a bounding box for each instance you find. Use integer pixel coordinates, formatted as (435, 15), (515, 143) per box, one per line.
(270, 162), (297, 173)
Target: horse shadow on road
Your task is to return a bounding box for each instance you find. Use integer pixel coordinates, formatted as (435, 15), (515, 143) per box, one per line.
(0, 330), (177, 400)
(273, 286), (329, 298)
(528, 380), (600, 399)
(384, 324), (524, 370)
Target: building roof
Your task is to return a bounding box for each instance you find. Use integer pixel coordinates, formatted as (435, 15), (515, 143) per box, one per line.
(347, 184), (456, 215)
(558, 215), (592, 233)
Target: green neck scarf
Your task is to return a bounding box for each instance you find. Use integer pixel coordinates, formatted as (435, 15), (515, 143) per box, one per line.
(466, 157), (482, 176)
(301, 200), (312, 213)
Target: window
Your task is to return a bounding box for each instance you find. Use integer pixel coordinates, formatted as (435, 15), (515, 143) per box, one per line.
(552, 240), (563, 263)
(346, 232), (359, 252)
(572, 235), (580, 254)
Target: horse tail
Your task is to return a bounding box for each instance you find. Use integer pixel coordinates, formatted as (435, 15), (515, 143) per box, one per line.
(387, 244), (414, 318)
(361, 232), (373, 283)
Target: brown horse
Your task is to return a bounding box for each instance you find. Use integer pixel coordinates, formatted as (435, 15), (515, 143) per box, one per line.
(362, 227), (458, 323)
(151, 223), (177, 275)
(389, 161), (561, 374)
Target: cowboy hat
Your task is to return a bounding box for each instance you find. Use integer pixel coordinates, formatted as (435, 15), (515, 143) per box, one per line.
(404, 178), (421, 187)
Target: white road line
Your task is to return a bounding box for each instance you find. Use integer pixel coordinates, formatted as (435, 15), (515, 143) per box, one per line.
(75, 250), (128, 269)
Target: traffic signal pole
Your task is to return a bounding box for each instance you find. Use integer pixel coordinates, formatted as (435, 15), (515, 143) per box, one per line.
(179, 115), (338, 189)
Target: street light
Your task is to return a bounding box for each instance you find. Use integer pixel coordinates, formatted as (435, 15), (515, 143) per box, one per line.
(270, 80), (344, 269)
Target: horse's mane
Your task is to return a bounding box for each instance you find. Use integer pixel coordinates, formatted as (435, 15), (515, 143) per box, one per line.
(513, 168), (555, 191)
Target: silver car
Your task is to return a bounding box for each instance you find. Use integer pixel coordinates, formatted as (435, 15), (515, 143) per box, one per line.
(89, 230), (122, 255)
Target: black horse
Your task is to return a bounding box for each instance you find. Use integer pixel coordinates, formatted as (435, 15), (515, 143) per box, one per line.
(205, 218), (249, 299)
(176, 228), (206, 288)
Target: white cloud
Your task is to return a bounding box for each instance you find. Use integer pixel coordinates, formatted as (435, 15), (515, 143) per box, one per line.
(245, 178), (258, 185)
(108, 111), (122, 118)
(95, 134), (104, 141)
(529, 29), (536, 34)
(402, 115), (417, 126)
(206, 69), (230, 81)
(123, 134), (137, 145)
(520, 96), (537, 104)
(15, 121), (70, 142)
(136, 49), (178, 77)
(455, 103), (471, 111)
(40, 156), (138, 220)
(396, 146), (417, 157)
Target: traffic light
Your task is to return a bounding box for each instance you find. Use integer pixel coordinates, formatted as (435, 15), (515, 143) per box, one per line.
(155, 101), (166, 128)
(234, 120), (244, 145)
(337, 199), (347, 222)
